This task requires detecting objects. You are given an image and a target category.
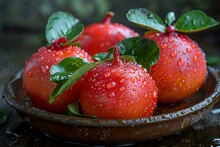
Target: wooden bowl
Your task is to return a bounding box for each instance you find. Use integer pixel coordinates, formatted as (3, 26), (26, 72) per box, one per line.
(2, 67), (220, 144)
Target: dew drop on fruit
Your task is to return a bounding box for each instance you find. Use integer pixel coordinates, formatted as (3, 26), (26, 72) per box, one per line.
(38, 56), (44, 61)
(106, 82), (116, 89)
(182, 38), (186, 42)
(193, 55), (198, 63)
(108, 92), (115, 98)
(191, 44), (196, 49)
(119, 86), (125, 92)
(104, 72), (110, 78)
(120, 79), (125, 83)
(138, 92), (142, 97)
(168, 38), (174, 43)
(27, 71), (32, 77)
(130, 77), (135, 83)
(186, 48), (191, 53)
(170, 51), (177, 57)
(55, 51), (64, 56)
(41, 65), (49, 74)
(177, 58), (185, 67)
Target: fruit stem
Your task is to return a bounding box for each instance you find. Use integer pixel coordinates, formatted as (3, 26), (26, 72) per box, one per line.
(113, 46), (122, 67)
(101, 12), (114, 24)
(48, 37), (67, 50)
(166, 25), (176, 33)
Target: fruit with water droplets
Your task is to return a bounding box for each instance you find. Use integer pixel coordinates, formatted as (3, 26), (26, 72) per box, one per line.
(146, 31), (207, 103)
(80, 46), (158, 119)
(127, 9), (219, 103)
(76, 12), (139, 56)
(22, 41), (93, 113)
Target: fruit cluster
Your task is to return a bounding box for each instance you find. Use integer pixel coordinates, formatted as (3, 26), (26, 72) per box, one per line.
(22, 9), (219, 119)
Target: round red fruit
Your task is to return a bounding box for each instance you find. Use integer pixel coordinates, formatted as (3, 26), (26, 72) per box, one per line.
(145, 30), (207, 103)
(76, 12), (139, 56)
(80, 47), (158, 119)
(22, 45), (93, 113)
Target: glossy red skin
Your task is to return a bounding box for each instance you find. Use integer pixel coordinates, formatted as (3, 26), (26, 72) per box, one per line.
(76, 23), (139, 56)
(22, 46), (93, 113)
(145, 31), (207, 103)
(80, 61), (158, 119)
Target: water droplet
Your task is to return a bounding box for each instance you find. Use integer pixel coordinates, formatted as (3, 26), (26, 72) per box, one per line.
(168, 38), (174, 43)
(191, 44), (196, 49)
(186, 48), (191, 53)
(130, 77), (135, 83)
(161, 45), (166, 49)
(106, 82), (116, 89)
(147, 13), (154, 19)
(108, 92), (115, 98)
(41, 65), (49, 74)
(177, 58), (185, 67)
(104, 72), (110, 78)
(120, 79), (125, 83)
(27, 71), (32, 77)
(119, 86), (125, 92)
(193, 55), (198, 63)
(192, 20), (196, 26)
(138, 92), (142, 96)
(38, 56), (44, 61)
(55, 51), (63, 56)
(170, 51), (177, 57)
(187, 62), (191, 67)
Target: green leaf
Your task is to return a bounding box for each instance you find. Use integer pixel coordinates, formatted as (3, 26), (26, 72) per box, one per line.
(207, 56), (220, 66)
(67, 102), (97, 118)
(46, 11), (84, 45)
(50, 57), (89, 83)
(50, 61), (101, 104)
(165, 12), (176, 26)
(95, 37), (159, 72)
(0, 110), (7, 125)
(126, 8), (166, 33)
(175, 10), (219, 33)
(93, 52), (113, 61)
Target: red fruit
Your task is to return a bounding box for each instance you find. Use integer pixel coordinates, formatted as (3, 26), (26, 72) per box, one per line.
(76, 12), (139, 56)
(80, 46), (158, 119)
(22, 43), (93, 113)
(145, 28), (207, 103)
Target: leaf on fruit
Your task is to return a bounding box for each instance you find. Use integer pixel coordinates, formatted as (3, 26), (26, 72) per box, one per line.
(50, 59), (101, 104)
(95, 37), (159, 72)
(50, 57), (89, 83)
(175, 10), (219, 33)
(0, 110), (7, 125)
(46, 11), (84, 45)
(67, 102), (97, 118)
(126, 8), (166, 33)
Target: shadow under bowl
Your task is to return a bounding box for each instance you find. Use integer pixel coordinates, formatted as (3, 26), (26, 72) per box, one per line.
(2, 67), (220, 144)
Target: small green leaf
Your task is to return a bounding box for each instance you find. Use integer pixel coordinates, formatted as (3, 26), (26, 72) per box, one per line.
(93, 52), (113, 61)
(50, 61), (101, 104)
(46, 11), (84, 45)
(207, 56), (220, 66)
(126, 8), (166, 33)
(50, 57), (89, 83)
(67, 102), (97, 118)
(165, 12), (176, 26)
(120, 55), (136, 62)
(0, 110), (7, 125)
(175, 10), (219, 33)
(97, 37), (159, 72)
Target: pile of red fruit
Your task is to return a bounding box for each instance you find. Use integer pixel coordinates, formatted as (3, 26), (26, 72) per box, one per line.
(22, 9), (219, 119)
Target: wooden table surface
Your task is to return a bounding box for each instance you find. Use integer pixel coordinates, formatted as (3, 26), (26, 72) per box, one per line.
(0, 33), (220, 147)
